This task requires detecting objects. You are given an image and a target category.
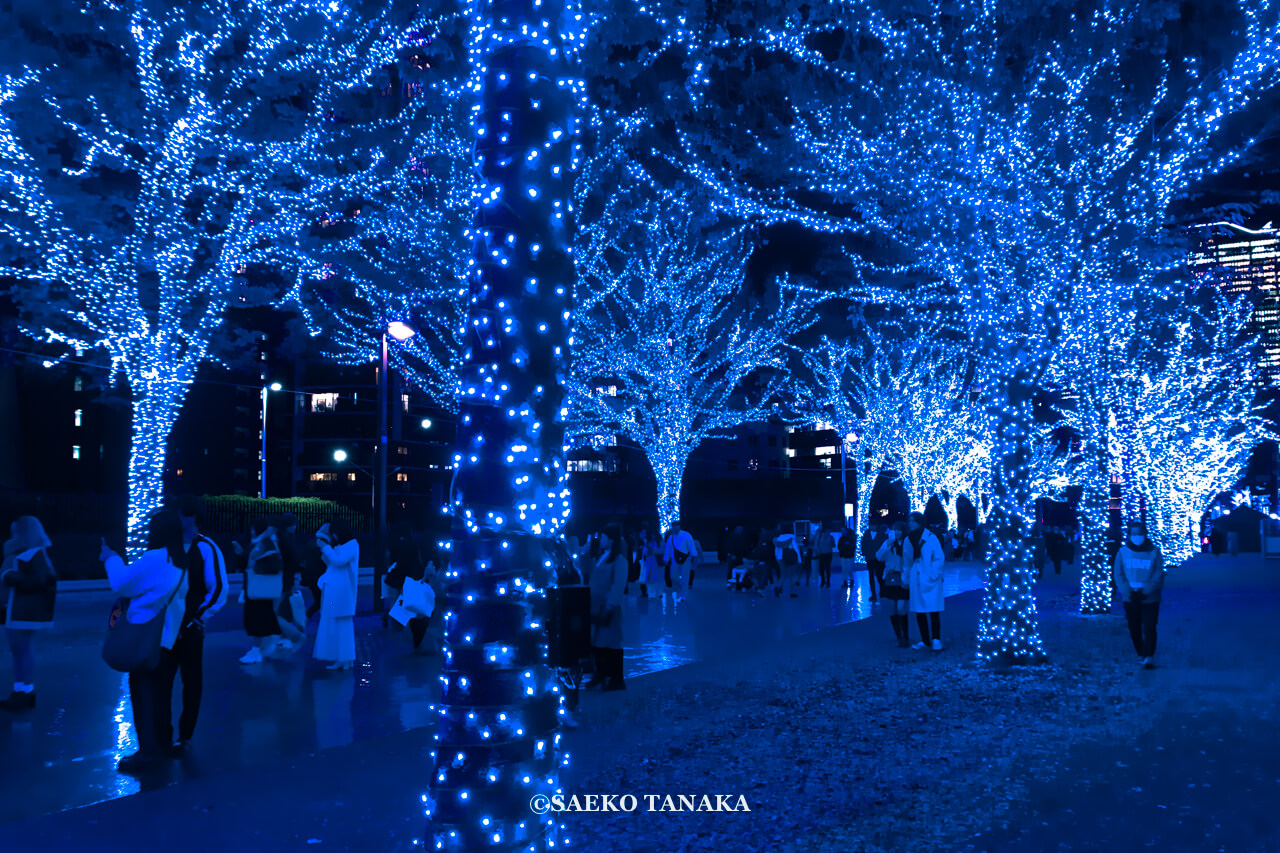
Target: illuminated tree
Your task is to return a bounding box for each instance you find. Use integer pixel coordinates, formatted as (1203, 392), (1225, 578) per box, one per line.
(1081, 296), (1269, 563)
(802, 315), (987, 537)
(571, 189), (818, 532)
(288, 13), (473, 410)
(0, 0), (423, 554)
(670, 0), (1280, 661)
(421, 0), (585, 846)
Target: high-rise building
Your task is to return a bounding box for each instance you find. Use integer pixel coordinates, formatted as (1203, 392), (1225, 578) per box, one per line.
(1189, 221), (1280, 387)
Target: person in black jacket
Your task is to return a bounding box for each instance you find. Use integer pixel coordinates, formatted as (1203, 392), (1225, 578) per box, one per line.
(1, 516), (56, 711)
(859, 524), (886, 602)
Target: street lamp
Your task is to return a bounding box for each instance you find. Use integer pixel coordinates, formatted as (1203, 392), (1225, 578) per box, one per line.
(841, 431), (858, 530)
(333, 448), (349, 464)
(374, 320), (416, 612)
(260, 382), (284, 499)
(420, 417), (433, 430)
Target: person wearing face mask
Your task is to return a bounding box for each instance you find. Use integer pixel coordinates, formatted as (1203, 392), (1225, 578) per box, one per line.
(1113, 521), (1165, 669)
(904, 511), (946, 651)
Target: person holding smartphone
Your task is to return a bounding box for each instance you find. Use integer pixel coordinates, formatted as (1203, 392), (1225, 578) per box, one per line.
(876, 521), (911, 647)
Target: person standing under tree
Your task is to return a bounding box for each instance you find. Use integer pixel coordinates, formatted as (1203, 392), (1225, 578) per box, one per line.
(167, 497), (227, 752)
(905, 511), (946, 651)
(663, 520), (698, 599)
(1113, 521), (1165, 669)
(859, 523), (886, 602)
(876, 521), (911, 647)
(837, 525), (856, 591)
(314, 519), (359, 671)
(585, 524), (628, 691)
(0, 517), (56, 711)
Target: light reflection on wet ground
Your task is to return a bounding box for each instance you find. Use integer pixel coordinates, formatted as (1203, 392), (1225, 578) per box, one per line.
(0, 561), (985, 824)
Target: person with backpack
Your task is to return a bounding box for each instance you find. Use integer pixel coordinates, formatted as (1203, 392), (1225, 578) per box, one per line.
(1, 516), (56, 711)
(238, 517), (284, 664)
(164, 496), (227, 752)
(876, 521), (911, 646)
(1113, 521), (1166, 669)
(663, 520), (698, 600)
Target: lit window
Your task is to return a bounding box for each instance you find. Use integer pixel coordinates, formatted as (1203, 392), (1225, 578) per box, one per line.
(311, 393), (339, 412)
(72, 445), (81, 460)
(73, 376), (83, 392)
(397, 446), (409, 455)
(309, 473), (337, 482)
(786, 448), (797, 458)
(348, 473), (357, 481)
(814, 446), (837, 456)
(402, 393), (410, 412)
(396, 472), (409, 482)
(74, 409), (82, 427)
(175, 469), (184, 477)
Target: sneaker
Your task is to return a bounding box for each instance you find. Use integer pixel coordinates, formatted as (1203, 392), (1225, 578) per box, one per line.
(911, 642), (927, 650)
(931, 639), (943, 651)
(239, 648), (263, 665)
(165, 740), (191, 758)
(1142, 658), (1155, 669)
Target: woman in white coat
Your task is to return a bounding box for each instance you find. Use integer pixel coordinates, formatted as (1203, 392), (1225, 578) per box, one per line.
(314, 518), (358, 671)
(904, 512), (946, 651)
(101, 511), (189, 772)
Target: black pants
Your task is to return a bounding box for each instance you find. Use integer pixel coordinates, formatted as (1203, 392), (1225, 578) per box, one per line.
(818, 554), (833, 585)
(1123, 598), (1160, 657)
(867, 563), (883, 599)
(916, 612), (941, 643)
(128, 649), (176, 754)
(156, 623), (204, 743)
(409, 616), (429, 649)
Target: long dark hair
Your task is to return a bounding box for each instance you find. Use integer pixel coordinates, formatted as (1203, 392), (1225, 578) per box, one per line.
(602, 524), (625, 563)
(148, 511), (187, 570)
(329, 518), (355, 546)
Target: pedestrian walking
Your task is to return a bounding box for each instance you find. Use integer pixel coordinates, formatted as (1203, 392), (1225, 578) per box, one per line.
(1113, 521), (1165, 669)
(101, 511), (189, 773)
(1, 516), (56, 711)
(314, 519), (358, 671)
(905, 511), (946, 650)
(165, 496), (227, 751)
(876, 521), (911, 647)
(663, 520), (697, 600)
(238, 517), (284, 664)
(585, 524), (628, 691)
(816, 525), (835, 587)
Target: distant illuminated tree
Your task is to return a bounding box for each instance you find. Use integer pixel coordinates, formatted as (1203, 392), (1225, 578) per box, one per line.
(571, 189), (818, 531)
(802, 315), (986, 537)
(0, 0), (423, 554)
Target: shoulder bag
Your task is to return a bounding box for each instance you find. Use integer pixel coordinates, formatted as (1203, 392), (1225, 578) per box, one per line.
(102, 570), (186, 673)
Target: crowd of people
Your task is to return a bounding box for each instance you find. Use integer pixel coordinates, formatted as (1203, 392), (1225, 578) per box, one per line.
(0, 505), (1168, 769)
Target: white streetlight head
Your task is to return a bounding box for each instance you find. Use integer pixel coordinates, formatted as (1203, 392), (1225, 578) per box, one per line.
(845, 432), (858, 444)
(333, 449), (349, 463)
(388, 321), (416, 341)
(421, 418), (433, 430)
(269, 382), (283, 392)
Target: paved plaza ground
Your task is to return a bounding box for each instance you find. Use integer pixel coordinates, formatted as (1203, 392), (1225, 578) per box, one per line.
(0, 555), (1275, 852)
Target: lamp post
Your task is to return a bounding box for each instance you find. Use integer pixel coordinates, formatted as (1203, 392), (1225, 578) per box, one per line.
(841, 431), (857, 530)
(260, 381), (282, 499)
(373, 321), (417, 613)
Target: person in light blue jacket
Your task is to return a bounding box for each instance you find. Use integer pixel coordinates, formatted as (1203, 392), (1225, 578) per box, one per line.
(1113, 521), (1165, 670)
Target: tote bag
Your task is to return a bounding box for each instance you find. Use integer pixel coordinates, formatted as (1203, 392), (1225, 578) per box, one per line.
(245, 569), (284, 600)
(102, 570), (186, 673)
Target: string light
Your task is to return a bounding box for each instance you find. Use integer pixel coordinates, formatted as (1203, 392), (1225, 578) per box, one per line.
(569, 187), (819, 532)
(424, 0), (585, 846)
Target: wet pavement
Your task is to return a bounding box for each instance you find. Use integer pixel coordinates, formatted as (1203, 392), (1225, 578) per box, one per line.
(0, 560), (986, 826)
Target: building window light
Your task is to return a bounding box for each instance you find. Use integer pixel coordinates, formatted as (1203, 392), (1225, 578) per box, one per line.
(311, 393), (339, 413)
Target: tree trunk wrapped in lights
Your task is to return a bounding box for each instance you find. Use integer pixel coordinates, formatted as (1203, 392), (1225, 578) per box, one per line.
(423, 0), (583, 847)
